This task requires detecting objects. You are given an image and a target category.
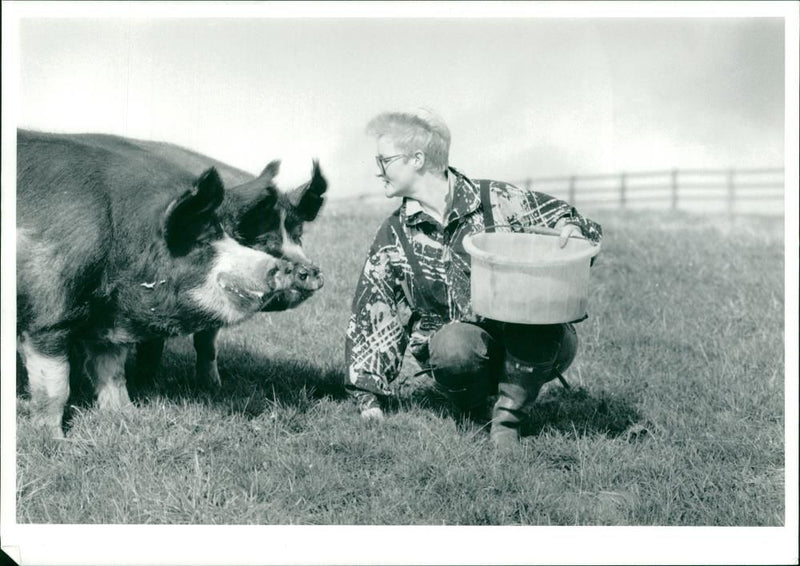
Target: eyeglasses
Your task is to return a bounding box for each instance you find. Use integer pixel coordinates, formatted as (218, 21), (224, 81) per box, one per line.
(375, 154), (408, 176)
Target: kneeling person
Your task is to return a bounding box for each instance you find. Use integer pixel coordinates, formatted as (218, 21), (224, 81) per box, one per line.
(344, 109), (602, 449)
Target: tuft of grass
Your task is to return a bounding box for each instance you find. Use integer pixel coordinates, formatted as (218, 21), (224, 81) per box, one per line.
(15, 208), (784, 525)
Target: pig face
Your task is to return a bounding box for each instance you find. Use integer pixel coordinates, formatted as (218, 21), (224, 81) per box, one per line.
(156, 167), (298, 327)
(221, 160), (327, 311)
(130, 158), (328, 396)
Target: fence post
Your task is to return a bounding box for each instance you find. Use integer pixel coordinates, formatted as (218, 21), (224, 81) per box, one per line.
(620, 172), (627, 209)
(671, 169), (678, 211)
(727, 168), (735, 216)
(569, 175), (576, 204)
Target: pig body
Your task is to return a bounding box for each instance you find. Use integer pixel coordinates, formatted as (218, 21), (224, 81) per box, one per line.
(16, 130), (306, 436)
(62, 134), (328, 390)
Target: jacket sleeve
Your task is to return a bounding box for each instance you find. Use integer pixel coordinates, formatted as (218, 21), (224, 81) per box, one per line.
(493, 181), (603, 245)
(344, 224), (412, 410)
(554, 204), (603, 246)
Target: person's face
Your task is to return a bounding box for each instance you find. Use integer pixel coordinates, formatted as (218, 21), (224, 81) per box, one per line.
(375, 135), (418, 199)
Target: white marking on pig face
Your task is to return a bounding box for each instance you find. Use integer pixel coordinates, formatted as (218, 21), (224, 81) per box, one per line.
(189, 235), (288, 325)
(277, 208), (311, 265)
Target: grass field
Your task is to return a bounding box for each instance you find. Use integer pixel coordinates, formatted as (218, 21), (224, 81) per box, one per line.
(14, 206), (785, 526)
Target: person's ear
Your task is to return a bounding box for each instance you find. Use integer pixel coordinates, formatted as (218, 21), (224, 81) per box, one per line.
(412, 150), (425, 172)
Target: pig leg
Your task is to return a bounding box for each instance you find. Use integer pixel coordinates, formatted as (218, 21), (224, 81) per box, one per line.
(84, 343), (132, 410)
(130, 338), (165, 393)
(18, 332), (70, 439)
(193, 328), (222, 389)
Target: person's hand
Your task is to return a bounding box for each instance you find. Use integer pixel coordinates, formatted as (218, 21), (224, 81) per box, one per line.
(555, 220), (583, 248)
(360, 407), (385, 421)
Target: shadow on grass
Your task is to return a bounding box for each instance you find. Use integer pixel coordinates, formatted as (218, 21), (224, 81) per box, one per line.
(125, 344), (349, 419)
(129, 346), (646, 440)
(15, 343), (350, 432)
(389, 377), (646, 440)
(523, 386), (644, 439)
(20, 345), (645, 441)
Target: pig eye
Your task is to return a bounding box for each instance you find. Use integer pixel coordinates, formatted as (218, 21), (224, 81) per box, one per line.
(285, 217), (304, 242)
(238, 206), (281, 246)
(195, 222), (224, 246)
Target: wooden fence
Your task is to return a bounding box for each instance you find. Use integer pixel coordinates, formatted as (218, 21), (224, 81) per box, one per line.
(341, 167), (784, 216)
(517, 167), (784, 216)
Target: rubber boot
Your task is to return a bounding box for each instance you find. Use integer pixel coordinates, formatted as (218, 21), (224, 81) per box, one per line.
(490, 355), (554, 450)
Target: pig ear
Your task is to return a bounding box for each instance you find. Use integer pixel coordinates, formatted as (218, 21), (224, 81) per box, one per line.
(163, 167), (225, 255)
(261, 159), (281, 178)
(230, 159), (281, 203)
(290, 160), (327, 221)
(235, 185), (280, 245)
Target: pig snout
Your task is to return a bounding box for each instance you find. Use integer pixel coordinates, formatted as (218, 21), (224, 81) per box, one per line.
(267, 259), (297, 291)
(258, 261), (323, 312)
(267, 260), (323, 292)
(203, 239), (300, 323)
(293, 263), (324, 291)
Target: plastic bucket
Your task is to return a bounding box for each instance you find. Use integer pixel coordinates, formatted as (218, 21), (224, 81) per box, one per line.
(462, 231), (600, 324)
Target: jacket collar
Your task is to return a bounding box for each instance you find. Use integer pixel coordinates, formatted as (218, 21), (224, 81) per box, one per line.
(402, 167), (481, 227)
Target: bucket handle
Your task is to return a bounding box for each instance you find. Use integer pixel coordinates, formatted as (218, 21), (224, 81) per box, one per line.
(480, 207), (595, 242)
(468, 222), (600, 261)
(480, 221), (591, 242)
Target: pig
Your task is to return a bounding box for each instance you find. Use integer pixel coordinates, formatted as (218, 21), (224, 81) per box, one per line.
(101, 137), (328, 390)
(16, 129), (315, 437)
(32, 132), (328, 390)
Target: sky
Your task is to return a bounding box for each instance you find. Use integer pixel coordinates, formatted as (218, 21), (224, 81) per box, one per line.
(12, 7), (786, 201)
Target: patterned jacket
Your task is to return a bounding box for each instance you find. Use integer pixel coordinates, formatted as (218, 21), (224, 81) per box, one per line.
(344, 167), (603, 411)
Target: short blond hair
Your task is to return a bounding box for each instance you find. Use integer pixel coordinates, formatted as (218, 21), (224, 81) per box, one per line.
(366, 108), (451, 174)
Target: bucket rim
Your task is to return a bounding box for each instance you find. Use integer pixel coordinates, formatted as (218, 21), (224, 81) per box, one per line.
(463, 232), (600, 267)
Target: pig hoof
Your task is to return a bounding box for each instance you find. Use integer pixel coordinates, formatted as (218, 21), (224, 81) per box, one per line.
(96, 386), (133, 411)
(196, 366), (222, 390)
(42, 424), (66, 439)
(31, 418), (65, 439)
(46, 427), (66, 440)
(360, 407), (385, 422)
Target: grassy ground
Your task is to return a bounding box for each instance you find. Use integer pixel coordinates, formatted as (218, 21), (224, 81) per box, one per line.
(15, 206), (785, 525)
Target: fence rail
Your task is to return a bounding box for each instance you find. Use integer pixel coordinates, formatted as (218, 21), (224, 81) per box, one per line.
(340, 167), (784, 216)
(516, 167), (784, 216)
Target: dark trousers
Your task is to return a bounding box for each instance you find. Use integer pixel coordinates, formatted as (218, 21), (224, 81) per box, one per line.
(427, 321), (577, 412)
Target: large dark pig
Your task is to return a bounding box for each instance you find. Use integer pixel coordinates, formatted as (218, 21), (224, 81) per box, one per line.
(39, 133), (328, 389)
(102, 138), (329, 389)
(16, 130), (307, 437)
